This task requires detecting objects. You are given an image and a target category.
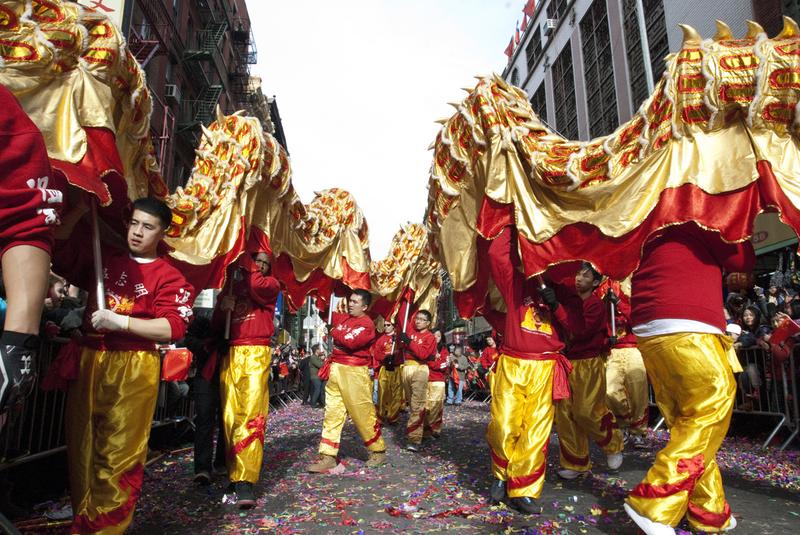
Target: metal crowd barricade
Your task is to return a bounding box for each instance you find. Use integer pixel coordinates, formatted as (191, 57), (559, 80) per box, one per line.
(645, 345), (799, 450)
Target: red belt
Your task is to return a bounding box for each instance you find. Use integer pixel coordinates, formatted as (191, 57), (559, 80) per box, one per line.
(501, 350), (573, 401)
(330, 355), (369, 367)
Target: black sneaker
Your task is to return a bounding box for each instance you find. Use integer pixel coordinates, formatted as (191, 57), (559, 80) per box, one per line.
(509, 496), (542, 515)
(235, 481), (256, 509)
(0, 343), (38, 413)
(193, 471), (211, 485)
(489, 479), (506, 505)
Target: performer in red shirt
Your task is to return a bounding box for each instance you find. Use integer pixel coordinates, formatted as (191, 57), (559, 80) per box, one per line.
(0, 84), (62, 413)
(59, 198), (193, 534)
(372, 321), (403, 424)
(484, 226), (571, 515)
(214, 232), (280, 509)
(623, 223), (752, 534)
(548, 263), (624, 479)
(307, 290), (387, 472)
(602, 281), (649, 448)
(423, 329), (449, 438)
(398, 309), (437, 450)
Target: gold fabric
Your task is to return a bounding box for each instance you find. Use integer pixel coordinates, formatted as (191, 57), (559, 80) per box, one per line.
(0, 0), (165, 201)
(220, 345), (271, 483)
(319, 362), (385, 456)
(424, 381), (446, 436)
(377, 366), (404, 424)
(425, 28), (800, 291)
(606, 347), (649, 435)
(400, 360), (429, 445)
(555, 356), (623, 472)
(626, 333), (735, 532)
(66, 348), (160, 535)
(486, 354), (555, 499)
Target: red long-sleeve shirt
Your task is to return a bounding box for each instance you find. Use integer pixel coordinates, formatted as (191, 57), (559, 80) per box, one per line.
(331, 312), (376, 362)
(486, 227), (565, 358)
(631, 224), (755, 330)
(479, 347), (499, 369)
(370, 332), (394, 370)
(215, 268), (281, 346)
(428, 347), (449, 382)
(403, 330), (437, 363)
(552, 292), (608, 360)
(610, 292), (636, 348)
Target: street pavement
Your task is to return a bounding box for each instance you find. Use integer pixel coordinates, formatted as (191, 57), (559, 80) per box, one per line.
(130, 399), (800, 534)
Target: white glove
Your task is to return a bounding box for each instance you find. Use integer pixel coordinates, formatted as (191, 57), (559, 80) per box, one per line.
(91, 309), (130, 332)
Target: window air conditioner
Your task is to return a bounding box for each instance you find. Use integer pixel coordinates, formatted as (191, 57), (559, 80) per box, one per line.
(544, 18), (558, 35)
(164, 84), (181, 105)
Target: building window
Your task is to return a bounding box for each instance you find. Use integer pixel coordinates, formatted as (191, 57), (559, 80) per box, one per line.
(530, 83), (547, 123)
(581, 0), (618, 137)
(526, 26), (542, 71)
(623, 0), (668, 109)
(551, 44), (578, 140)
(511, 67), (520, 87)
(547, 0), (569, 20)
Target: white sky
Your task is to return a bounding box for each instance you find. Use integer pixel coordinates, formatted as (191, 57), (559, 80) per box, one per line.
(248, 0), (523, 259)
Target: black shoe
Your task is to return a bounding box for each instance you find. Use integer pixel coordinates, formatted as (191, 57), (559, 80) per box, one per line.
(509, 497), (542, 515)
(0, 343), (38, 413)
(489, 479), (506, 504)
(193, 470), (211, 485)
(235, 481), (256, 509)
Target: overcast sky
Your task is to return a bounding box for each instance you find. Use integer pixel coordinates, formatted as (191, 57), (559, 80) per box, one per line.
(248, 1), (523, 259)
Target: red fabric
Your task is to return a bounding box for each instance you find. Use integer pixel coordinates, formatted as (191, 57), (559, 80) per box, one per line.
(161, 348), (192, 381)
(40, 338), (82, 391)
(330, 355), (370, 367)
(770, 316), (800, 345)
(0, 84), (60, 257)
(71, 463), (144, 533)
(246, 226), (272, 256)
(370, 333), (394, 370)
(631, 223), (755, 330)
(212, 263), (280, 346)
(331, 313), (376, 360)
(271, 254), (335, 313)
(508, 459), (547, 490)
(595, 411), (617, 448)
(341, 256), (371, 291)
(59, 248), (194, 350)
(490, 448), (509, 470)
(320, 437), (339, 449)
(363, 419), (382, 447)
(201, 349), (219, 381)
(479, 347), (498, 369)
(630, 454), (705, 498)
(228, 415), (266, 459)
(317, 360), (332, 380)
(687, 501), (732, 528)
(552, 292), (608, 360)
(406, 408), (426, 433)
(522, 0), (536, 17)
(560, 445), (590, 468)
(504, 37), (514, 58)
(278, 362), (289, 377)
(404, 330), (437, 363)
(428, 347), (449, 382)
(595, 280), (637, 347)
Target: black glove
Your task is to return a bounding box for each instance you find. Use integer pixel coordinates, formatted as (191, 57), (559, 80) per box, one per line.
(399, 333), (411, 345)
(538, 286), (558, 311)
(608, 335), (618, 347)
(382, 355), (396, 372)
(606, 289), (620, 305)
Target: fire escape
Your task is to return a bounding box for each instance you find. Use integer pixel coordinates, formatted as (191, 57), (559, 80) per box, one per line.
(228, 17), (259, 118)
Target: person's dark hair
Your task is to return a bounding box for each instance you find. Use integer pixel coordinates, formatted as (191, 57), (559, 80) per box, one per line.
(433, 328), (446, 350)
(351, 289), (372, 307)
(417, 309), (432, 322)
(311, 343), (321, 353)
(132, 197), (173, 230)
(578, 262), (602, 281)
(790, 300), (800, 320)
(742, 305), (762, 331)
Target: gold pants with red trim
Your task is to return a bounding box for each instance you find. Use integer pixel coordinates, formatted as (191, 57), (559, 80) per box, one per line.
(606, 346), (649, 436)
(220, 345), (271, 483)
(486, 354), (555, 499)
(400, 360), (429, 444)
(66, 348), (160, 535)
(555, 355), (623, 472)
(319, 362), (385, 456)
(626, 333), (736, 532)
(424, 381), (446, 436)
(377, 366), (404, 424)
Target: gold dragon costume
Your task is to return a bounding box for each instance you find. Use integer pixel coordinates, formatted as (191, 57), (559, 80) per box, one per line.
(426, 18), (800, 532)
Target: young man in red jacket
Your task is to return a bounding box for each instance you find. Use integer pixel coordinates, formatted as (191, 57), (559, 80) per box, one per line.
(423, 329), (449, 438)
(399, 309), (437, 451)
(59, 198), (194, 534)
(484, 227), (572, 515)
(215, 235), (280, 509)
(372, 321), (403, 424)
(307, 289), (387, 472)
(624, 223), (752, 534)
(546, 263), (624, 480)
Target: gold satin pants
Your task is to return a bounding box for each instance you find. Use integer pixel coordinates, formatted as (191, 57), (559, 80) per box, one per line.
(377, 366), (404, 424)
(626, 333), (736, 532)
(219, 345), (271, 483)
(606, 347), (649, 435)
(424, 381), (446, 436)
(486, 354), (555, 499)
(66, 348), (160, 535)
(400, 361), (429, 444)
(319, 362), (385, 456)
(555, 355), (623, 472)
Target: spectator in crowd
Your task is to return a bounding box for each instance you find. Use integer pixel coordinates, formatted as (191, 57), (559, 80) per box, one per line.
(309, 344), (327, 408)
(735, 305), (771, 351)
(299, 349), (312, 405)
(446, 345), (469, 405)
(478, 336), (498, 385)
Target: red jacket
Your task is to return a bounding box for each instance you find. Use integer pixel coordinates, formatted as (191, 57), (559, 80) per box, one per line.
(370, 332), (394, 370)
(610, 291), (637, 348)
(216, 268), (280, 346)
(486, 227), (565, 358)
(631, 224), (755, 330)
(479, 347), (498, 369)
(428, 347), (449, 382)
(331, 312), (376, 363)
(553, 292), (608, 360)
(403, 330), (437, 363)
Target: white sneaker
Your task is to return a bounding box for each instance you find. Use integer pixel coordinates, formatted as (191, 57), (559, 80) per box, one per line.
(557, 468), (588, 480)
(724, 515), (737, 531)
(607, 452), (623, 470)
(624, 503), (676, 535)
